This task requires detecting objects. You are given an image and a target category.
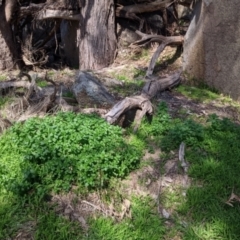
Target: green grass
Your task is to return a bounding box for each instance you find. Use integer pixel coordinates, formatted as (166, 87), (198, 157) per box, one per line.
(62, 91), (75, 98)
(0, 96), (12, 109)
(179, 115), (240, 239)
(0, 75), (6, 81)
(131, 48), (151, 61)
(85, 196), (165, 240)
(113, 79), (145, 97)
(176, 85), (219, 103)
(138, 102), (240, 239)
(36, 79), (48, 88)
(0, 194), (83, 240)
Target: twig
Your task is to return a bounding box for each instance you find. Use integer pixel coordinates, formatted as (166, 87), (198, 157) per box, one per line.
(179, 142), (189, 173)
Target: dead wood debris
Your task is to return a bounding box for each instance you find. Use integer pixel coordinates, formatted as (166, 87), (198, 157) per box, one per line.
(0, 72), (59, 126)
(178, 142), (189, 173)
(225, 190), (240, 207)
(105, 70), (182, 131)
(132, 31), (184, 77)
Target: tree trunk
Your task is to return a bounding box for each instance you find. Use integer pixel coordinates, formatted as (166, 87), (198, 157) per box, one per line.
(0, 0), (21, 70)
(79, 0), (117, 70)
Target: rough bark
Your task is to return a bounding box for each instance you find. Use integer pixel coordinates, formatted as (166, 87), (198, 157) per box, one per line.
(79, 0), (117, 70)
(0, 0), (21, 70)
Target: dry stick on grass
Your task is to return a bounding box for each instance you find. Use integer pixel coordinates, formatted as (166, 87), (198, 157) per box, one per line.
(179, 142), (189, 173)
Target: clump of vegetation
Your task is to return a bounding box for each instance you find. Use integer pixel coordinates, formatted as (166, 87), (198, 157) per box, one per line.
(0, 112), (142, 197)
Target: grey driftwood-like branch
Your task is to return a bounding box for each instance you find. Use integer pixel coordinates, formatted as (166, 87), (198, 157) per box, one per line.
(116, 0), (174, 17)
(116, 0), (174, 29)
(133, 31), (184, 77)
(105, 70), (182, 131)
(20, 4), (80, 21)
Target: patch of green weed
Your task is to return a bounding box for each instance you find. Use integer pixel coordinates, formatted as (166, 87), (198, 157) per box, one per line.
(131, 48), (150, 61)
(36, 79), (48, 88)
(113, 80), (145, 97)
(0, 96), (12, 109)
(139, 101), (171, 138)
(34, 207), (83, 240)
(133, 68), (145, 78)
(0, 112), (142, 197)
(176, 85), (219, 103)
(160, 118), (204, 152)
(0, 75), (6, 81)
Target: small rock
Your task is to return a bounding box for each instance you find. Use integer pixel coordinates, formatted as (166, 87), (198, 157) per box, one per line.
(162, 209), (170, 219)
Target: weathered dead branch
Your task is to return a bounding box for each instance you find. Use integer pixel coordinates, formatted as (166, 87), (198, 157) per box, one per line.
(20, 3), (45, 18)
(37, 9), (80, 21)
(116, 0), (173, 16)
(105, 70), (181, 130)
(133, 31), (184, 77)
(20, 3), (80, 20)
(105, 95), (153, 124)
(116, 0), (173, 29)
(0, 80), (31, 90)
(142, 70), (182, 98)
(0, 72), (59, 124)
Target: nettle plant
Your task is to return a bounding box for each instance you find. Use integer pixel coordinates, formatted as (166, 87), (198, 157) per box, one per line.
(0, 113), (141, 196)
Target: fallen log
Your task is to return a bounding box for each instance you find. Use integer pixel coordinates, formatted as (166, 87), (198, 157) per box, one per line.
(116, 0), (173, 29)
(116, 0), (173, 16)
(105, 70), (182, 131)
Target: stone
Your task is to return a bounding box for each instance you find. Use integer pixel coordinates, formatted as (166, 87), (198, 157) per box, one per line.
(117, 19), (140, 46)
(177, 4), (192, 20)
(145, 13), (164, 34)
(183, 0), (240, 100)
(72, 71), (115, 108)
